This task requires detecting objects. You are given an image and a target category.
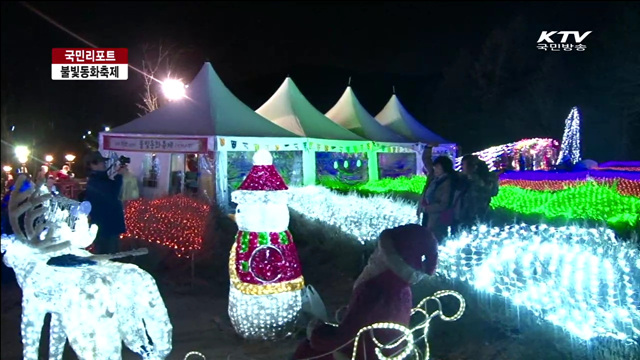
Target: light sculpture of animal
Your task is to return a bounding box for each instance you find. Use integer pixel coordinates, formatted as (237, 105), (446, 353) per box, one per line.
(1, 176), (172, 360)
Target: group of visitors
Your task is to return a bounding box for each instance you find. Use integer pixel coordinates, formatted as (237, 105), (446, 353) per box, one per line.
(296, 145), (501, 359)
(417, 144), (499, 243)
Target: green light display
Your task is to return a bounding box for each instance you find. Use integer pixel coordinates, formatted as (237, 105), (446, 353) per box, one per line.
(318, 176), (639, 228)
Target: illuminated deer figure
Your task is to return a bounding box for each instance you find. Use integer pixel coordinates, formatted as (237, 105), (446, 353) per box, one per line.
(1, 176), (172, 360)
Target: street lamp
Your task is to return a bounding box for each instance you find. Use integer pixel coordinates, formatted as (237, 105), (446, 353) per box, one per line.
(162, 79), (186, 101)
(15, 146), (30, 173)
(65, 154), (76, 174)
(104, 126), (111, 132)
(3, 165), (12, 174)
(45, 155), (54, 163)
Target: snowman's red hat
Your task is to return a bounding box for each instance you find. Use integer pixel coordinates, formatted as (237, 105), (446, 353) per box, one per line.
(237, 149), (288, 191)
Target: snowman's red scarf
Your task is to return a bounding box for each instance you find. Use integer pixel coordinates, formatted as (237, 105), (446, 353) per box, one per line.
(353, 232), (425, 290)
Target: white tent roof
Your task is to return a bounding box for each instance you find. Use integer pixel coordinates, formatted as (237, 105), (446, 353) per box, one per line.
(375, 94), (449, 144)
(256, 78), (365, 141)
(109, 62), (298, 138)
(376, 94), (448, 144)
(325, 87), (408, 143)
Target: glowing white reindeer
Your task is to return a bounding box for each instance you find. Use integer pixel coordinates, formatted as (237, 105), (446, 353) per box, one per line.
(1, 176), (172, 360)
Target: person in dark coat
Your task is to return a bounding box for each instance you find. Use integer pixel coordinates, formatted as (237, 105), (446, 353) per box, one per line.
(417, 145), (456, 242)
(83, 151), (127, 254)
(1, 179), (16, 235)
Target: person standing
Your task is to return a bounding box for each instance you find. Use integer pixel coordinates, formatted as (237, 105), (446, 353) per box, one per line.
(83, 151), (127, 254)
(57, 164), (73, 180)
(417, 145), (456, 242)
(454, 155), (487, 229)
(475, 160), (500, 219)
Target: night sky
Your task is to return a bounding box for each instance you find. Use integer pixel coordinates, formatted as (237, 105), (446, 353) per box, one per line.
(1, 1), (638, 164)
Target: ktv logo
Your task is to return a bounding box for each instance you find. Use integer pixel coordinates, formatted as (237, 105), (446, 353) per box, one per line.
(537, 31), (592, 52)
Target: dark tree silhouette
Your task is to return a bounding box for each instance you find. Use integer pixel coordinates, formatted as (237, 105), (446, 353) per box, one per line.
(136, 41), (185, 116)
(588, 4), (640, 160)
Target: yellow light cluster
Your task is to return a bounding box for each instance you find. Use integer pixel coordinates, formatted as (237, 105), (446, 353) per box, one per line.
(310, 290), (466, 360)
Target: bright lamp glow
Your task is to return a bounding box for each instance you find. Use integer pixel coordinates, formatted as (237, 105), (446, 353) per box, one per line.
(45, 155), (54, 163)
(104, 126), (110, 132)
(65, 154), (76, 162)
(15, 146), (30, 164)
(3, 165), (12, 173)
(162, 79), (186, 101)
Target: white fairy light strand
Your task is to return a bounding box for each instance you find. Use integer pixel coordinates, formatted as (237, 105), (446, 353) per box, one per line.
(556, 106), (582, 165)
(453, 142), (516, 171)
(228, 286), (302, 340)
(438, 223), (640, 342)
(183, 351), (206, 360)
(452, 138), (557, 172)
(288, 186), (418, 244)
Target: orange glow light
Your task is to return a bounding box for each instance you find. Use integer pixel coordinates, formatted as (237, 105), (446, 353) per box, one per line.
(121, 195), (210, 257)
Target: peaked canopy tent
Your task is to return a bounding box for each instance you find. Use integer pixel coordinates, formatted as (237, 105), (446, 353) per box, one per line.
(375, 94), (448, 143)
(375, 94), (458, 173)
(325, 87), (408, 143)
(100, 62), (303, 206)
(325, 86), (419, 180)
(256, 77), (371, 185)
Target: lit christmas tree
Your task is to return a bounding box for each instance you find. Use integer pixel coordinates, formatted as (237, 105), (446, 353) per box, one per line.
(228, 149), (305, 340)
(556, 107), (581, 165)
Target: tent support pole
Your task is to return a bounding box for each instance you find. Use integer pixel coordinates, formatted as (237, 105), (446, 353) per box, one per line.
(367, 149), (379, 182)
(416, 143), (426, 175)
(215, 150), (229, 213)
(303, 149), (317, 186)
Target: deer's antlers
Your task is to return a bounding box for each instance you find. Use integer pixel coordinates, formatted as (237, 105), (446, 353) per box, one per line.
(8, 175), (70, 253)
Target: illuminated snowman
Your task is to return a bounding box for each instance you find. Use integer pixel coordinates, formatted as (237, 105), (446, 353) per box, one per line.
(228, 149), (305, 340)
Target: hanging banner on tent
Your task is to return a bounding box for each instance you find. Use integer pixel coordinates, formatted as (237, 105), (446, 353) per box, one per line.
(433, 146), (456, 159)
(216, 137), (376, 153)
(103, 135), (208, 153)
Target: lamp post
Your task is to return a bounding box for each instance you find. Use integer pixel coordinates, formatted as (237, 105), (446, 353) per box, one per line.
(15, 146), (30, 174)
(44, 155), (54, 174)
(65, 154), (76, 172)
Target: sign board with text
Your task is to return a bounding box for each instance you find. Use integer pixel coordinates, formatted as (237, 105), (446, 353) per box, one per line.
(52, 48), (128, 80)
(103, 135), (208, 153)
